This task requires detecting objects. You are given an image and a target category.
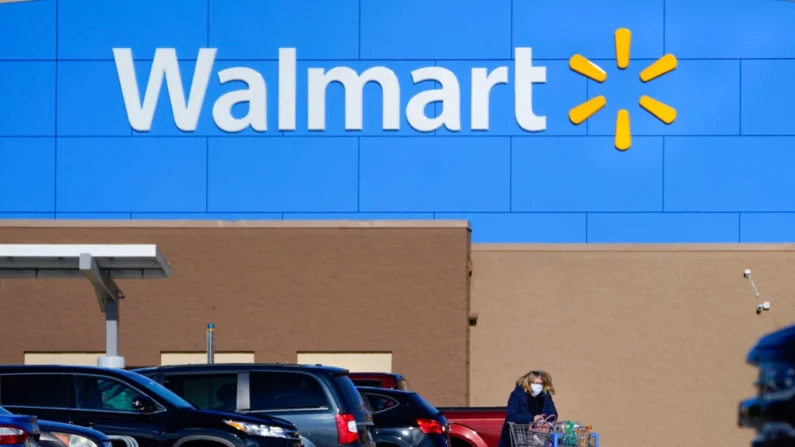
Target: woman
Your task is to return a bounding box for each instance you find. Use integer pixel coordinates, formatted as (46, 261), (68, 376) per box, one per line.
(497, 370), (558, 447)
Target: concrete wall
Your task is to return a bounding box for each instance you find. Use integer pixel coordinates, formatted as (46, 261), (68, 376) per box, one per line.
(1, 0), (794, 243)
(469, 244), (795, 447)
(0, 220), (472, 406)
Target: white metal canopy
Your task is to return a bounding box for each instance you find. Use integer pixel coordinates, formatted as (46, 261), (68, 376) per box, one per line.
(0, 244), (170, 279)
(0, 244), (172, 368)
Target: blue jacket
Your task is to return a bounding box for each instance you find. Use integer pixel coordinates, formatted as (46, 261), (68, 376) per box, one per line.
(497, 385), (558, 447)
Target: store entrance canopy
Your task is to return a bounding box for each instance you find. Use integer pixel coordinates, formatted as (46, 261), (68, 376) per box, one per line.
(0, 244), (171, 368)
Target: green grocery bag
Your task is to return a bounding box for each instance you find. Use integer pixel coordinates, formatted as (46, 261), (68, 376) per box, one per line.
(554, 421), (592, 447)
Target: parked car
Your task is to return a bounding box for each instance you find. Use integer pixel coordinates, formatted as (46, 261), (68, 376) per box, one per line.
(349, 375), (410, 392)
(427, 408), (503, 447)
(347, 373), (504, 447)
(133, 364), (376, 447)
(0, 405), (39, 447)
(2, 404), (110, 447)
(357, 386), (449, 447)
(741, 323), (795, 447)
(38, 420), (112, 447)
(0, 365), (302, 447)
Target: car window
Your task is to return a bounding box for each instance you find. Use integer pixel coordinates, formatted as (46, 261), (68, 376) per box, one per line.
(162, 374), (237, 411)
(0, 374), (67, 408)
(408, 392), (440, 416)
(250, 372), (329, 411)
(124, 372), (195, 410)
(363, 393), (400, 414)
(334, 375), (365, 411)
(73, 375), (146, 412)
(352, 380), (382, 388)
(373, 392), (438, 420)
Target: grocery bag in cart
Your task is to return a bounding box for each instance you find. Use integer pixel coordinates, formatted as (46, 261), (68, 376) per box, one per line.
(553, 420), (594, 447)
(508, 415), (559, 447)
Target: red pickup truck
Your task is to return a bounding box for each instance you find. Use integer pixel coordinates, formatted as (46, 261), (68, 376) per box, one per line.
(349, 373), (506, 447)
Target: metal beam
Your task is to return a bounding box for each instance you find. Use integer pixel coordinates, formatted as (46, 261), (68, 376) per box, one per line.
(78, 253), (125, 312)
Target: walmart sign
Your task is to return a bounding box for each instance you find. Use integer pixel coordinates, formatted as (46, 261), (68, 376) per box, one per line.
(113, 48), (548, 133)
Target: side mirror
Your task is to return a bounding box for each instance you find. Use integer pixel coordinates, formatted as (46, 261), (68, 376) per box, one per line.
(131, 396), (157, 413)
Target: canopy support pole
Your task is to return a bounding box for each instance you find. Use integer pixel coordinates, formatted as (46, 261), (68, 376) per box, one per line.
(79, 252), (126, 368)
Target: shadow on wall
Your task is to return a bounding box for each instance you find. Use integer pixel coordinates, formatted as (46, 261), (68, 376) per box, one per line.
(468, 244), (795, 447)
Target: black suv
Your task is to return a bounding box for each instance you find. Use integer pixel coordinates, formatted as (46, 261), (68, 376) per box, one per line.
(357, 387), (449, 447)
(0, 365), (302, 447)
(133, 364), (375, 447)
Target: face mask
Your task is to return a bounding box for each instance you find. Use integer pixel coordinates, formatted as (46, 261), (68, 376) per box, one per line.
(530, 384), (544, 395)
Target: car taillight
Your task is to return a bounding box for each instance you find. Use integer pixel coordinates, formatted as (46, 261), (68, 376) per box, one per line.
(416, 419), (444, 435)
(0, 427), (28, 445)
(335, 414), (359, 444)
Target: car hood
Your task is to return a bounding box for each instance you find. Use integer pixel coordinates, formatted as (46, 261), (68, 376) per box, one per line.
(196, 409), (296, 429)
(38, 420), (110, 442)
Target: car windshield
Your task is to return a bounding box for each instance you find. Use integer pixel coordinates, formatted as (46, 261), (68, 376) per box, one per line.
(123, 372), (195, 409)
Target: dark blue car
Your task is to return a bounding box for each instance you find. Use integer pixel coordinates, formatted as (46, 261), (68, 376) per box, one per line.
(1, 406), (110, 447)
(0, 406), (39, 447)
(357, 387), (450, 447)
(2, 404), (111, 447)
(0, 365), (302, 447)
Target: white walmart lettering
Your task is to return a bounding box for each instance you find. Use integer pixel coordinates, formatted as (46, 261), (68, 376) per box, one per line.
(113, 48), (547, 133)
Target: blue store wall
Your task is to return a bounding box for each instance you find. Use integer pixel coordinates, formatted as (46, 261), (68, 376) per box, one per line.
(1, 0), (793, 243)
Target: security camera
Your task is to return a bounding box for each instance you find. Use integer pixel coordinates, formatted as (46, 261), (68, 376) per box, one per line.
(757, 301), (771, 315)
(744, 269), (771, 315)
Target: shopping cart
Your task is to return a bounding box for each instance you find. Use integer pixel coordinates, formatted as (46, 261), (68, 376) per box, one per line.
(508, 420), (600, 447)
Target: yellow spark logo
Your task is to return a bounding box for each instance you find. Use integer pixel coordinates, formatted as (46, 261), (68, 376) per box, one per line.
(568, 28), (678, 151)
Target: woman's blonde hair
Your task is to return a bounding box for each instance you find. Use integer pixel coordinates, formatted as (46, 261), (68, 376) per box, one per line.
(516, 370), (556, 395)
